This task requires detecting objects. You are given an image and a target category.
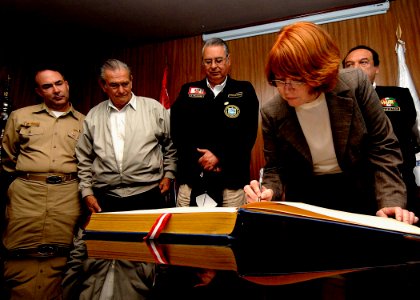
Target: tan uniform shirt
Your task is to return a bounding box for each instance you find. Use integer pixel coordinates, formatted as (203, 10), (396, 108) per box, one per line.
(2, 102), (85, 173)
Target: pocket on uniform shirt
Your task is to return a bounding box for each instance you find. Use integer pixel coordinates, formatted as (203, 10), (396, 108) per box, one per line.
(68, 129), (81, 141)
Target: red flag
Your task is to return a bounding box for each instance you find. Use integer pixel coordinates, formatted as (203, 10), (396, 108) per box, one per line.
(159, 65), (170, 109)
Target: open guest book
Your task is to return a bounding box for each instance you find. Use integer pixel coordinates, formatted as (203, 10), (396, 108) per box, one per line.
(84, 201), (420, 243)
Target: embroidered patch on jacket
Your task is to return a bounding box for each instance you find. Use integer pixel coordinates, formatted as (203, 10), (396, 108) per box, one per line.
(224, 105), (240, 118)
(228, 92), (243, 98)
(188, 87), (206, 98)
(380, 97), (401, 111)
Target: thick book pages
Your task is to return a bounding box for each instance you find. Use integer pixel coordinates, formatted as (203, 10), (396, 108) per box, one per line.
(85, 206), (238, 242)
(84, 201), (420, 243)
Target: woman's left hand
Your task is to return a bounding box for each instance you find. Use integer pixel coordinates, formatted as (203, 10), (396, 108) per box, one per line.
(376, 207), (419, 224)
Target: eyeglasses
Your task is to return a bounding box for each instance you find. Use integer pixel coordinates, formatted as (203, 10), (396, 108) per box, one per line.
(203, 56), (228, 67)
(271, 79), (306, 88)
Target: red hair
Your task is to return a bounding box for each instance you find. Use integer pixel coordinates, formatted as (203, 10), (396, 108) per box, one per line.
(266, 22), (341, 93)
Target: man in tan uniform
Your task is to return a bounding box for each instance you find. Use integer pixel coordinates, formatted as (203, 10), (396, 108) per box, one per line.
(1, 64), (85, 299)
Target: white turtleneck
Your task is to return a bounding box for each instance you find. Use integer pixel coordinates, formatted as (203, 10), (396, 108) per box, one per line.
(295, 93), (342, 175)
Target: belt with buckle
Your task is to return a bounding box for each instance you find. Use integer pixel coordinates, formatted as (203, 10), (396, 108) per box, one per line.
(17, 173), (78, 184)
(7, 244), (71, 258)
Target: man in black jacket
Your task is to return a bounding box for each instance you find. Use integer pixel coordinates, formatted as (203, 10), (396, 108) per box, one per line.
(343, 45), (420, 215)
(171, 38), (259, 207)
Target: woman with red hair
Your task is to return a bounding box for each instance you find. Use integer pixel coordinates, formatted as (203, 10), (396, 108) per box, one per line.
(244, 22), (418, 224)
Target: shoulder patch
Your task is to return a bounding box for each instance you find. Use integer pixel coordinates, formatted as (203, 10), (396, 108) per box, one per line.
(380, 97), (401, 112)
(188, 87), (206, 98)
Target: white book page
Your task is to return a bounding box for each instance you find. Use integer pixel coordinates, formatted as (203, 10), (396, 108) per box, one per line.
(102, 206), (238, 215)
(281, 202), (420, 236)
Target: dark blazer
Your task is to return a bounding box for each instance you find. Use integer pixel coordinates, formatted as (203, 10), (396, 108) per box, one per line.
(375, 86), (418, 203)
(171, 76), (259, 190)
(261, 68), (406, 213)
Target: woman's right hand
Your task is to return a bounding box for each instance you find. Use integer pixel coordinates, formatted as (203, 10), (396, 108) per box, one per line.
(244, 180), (274, 203)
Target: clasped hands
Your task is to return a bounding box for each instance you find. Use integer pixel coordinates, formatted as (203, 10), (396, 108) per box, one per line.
(244, 179), (419, 225)
(197, 148), (221, 173)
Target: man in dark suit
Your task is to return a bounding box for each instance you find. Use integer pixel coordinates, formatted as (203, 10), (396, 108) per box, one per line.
(343, 45), (420, 215)
(171, 38), (259, 207)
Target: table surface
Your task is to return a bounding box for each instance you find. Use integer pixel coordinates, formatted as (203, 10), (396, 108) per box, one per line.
(63, 232), (420, 300)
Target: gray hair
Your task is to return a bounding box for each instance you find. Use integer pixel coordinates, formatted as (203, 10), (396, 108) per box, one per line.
(100, 59), (131, 81)
(202, 38), (229, 57)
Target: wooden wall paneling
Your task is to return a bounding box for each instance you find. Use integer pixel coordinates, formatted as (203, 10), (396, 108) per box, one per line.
(9, 64), (37, 110)
(112, 36), (204, 106)
(228, 34), (278, 180)
(323, 0), (420, 92)
(164, 36), (203, 104)
(119, 44), (162, 99)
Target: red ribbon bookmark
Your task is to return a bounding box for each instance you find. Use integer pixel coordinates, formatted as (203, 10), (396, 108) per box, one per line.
(146, 239), (169, 264)
(143, 213), (172, 240)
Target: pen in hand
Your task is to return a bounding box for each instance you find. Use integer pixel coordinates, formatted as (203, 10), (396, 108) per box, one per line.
(258, 168), (264, 202)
